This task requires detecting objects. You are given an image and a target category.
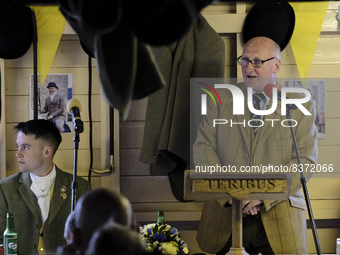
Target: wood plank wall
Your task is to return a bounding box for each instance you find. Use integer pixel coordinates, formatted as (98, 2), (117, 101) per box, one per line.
(3, 35), (112, 189)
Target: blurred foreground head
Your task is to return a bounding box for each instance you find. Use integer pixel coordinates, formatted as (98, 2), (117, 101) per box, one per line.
(74, 188), (133, 252)
(64, 210), (76, 245)
(86, 221), (145, 255)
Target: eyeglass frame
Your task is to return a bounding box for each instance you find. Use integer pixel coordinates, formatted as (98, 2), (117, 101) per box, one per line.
(237, 56), (277, 68)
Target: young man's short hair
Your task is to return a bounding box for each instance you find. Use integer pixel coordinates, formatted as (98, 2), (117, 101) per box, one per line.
(14, 119), (62, 154)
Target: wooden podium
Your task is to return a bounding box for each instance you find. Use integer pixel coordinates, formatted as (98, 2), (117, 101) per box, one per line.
(184, 170), (293, 255)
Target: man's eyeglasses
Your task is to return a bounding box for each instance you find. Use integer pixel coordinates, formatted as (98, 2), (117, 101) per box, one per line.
(237, 56), (276, 68)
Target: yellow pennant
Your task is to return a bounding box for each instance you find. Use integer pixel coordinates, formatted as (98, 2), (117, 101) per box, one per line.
(30, 6), (66, 86)
(289, 2), (328, 83)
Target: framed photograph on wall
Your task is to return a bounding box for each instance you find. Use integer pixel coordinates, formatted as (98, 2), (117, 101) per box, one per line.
(283, 79), (325, 139)
(30, 73), (73, 133)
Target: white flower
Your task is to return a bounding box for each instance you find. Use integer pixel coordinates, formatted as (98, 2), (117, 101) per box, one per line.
(142, 223), (156, 232)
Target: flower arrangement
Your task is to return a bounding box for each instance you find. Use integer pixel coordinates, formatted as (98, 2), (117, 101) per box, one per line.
(140, 223), (189, 255)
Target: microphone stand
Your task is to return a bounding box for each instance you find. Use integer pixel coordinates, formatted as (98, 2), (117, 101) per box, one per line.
(286, 107), (322, 255)
(71, 131), (80, 211)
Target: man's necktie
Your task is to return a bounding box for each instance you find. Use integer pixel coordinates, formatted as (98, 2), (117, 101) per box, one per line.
(251, 92), (265, 136)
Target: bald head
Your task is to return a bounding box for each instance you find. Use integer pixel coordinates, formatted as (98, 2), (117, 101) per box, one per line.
(244, 36), (281, 59)
(241, 36), (282, 91)
(74, 188), (133, 252)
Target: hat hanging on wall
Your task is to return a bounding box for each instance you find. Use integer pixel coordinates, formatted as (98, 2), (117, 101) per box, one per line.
(121, 0), (171, 30)
(130, 0), (194, 46)
(0, 5), (34, 59)
(94, 25), (137, 120)
(0, 0), (16, 13)
(63, 0), (121, 35)
(58, 0), (213, 119)
(126, 0), (213, 46)
(242, 1), (295, 51)
(80, 40), (95, 58)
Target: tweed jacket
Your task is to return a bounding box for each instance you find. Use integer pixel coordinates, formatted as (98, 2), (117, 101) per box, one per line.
(140, 14), (225, 173)
(193, 83), (318, 254)
(0, 166), (91, 255)
(41, 92), (66, 120)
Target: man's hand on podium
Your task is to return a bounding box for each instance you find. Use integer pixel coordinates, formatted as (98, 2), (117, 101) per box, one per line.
(227, 200), (263, 215)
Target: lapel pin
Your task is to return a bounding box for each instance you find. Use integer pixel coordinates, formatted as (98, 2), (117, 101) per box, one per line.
(60, 186), (67, 192)
(60, 193), (67, 200)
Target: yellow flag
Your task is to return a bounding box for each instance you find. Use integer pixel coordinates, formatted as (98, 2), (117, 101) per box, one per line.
(290, 2), (328, 83)
(30, 6), (66, 86)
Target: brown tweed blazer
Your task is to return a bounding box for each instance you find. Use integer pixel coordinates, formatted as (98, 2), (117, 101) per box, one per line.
(41, 92), (66, 121)
(0, 166), (91, 255)
(193, 83), (318, 254)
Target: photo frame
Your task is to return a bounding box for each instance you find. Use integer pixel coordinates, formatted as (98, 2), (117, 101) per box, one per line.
(30, 73), (73, 133)
(283, 79), (326, 139)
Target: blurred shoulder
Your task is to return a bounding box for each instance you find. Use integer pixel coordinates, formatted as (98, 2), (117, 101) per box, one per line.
(0, 172), (24, 185)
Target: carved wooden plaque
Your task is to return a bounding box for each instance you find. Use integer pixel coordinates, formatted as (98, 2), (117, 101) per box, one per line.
(192, 179), (287, 199)
(183, 170), (292, 201)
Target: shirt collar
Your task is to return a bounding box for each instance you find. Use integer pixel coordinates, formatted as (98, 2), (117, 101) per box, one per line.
(30, 164), (56, 182)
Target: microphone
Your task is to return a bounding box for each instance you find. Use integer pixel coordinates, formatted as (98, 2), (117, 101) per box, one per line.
(67, 99), (84, 133)
(264, 83), (297, 110)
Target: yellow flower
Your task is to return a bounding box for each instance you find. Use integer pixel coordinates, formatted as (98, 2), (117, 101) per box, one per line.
(183, 247), (189, 254)
(160, 242), (178, 255)
(147, 246), (154, 252)
(170, 241), (178, 247)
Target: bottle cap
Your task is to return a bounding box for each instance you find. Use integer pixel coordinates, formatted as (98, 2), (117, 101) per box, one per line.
(158, 211), (164, 216)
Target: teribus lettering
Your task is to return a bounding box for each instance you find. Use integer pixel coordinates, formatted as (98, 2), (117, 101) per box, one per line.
(201, 84), (312, 116)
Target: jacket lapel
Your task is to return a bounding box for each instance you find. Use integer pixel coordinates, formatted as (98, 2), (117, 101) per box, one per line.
(48, 167), (71, 224)
(18, 173), (43, 226)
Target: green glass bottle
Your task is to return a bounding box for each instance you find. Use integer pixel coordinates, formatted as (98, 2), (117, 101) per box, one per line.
(157, 211), (164, 224)
(3, 213), (17, 255)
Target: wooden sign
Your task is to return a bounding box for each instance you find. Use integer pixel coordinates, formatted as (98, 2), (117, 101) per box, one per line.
(183, 170), (293, 201)
(193, 179), (287, 200)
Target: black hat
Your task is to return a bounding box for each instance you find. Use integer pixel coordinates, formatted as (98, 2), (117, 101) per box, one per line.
(242, 1), (295, 51)
(131, 0), (193, 46)
(58, 0), (121, 35)
(129, 0), (212, 46)
(58, 0), (212, 119)
(47, 82), (58, 89)
(0, 6), (34, 59)
(80, 40), (95, 58)
(94, 26), (166, 119)
(0, 1), (16, 13)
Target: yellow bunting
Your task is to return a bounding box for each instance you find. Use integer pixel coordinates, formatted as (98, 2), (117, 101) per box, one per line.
(30, 6), (66, 86)
(290, 2), (328, 84)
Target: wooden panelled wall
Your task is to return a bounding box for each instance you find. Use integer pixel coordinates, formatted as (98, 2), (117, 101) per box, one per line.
(3, 35), (120, 191)
(1, 2), (340, 254)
